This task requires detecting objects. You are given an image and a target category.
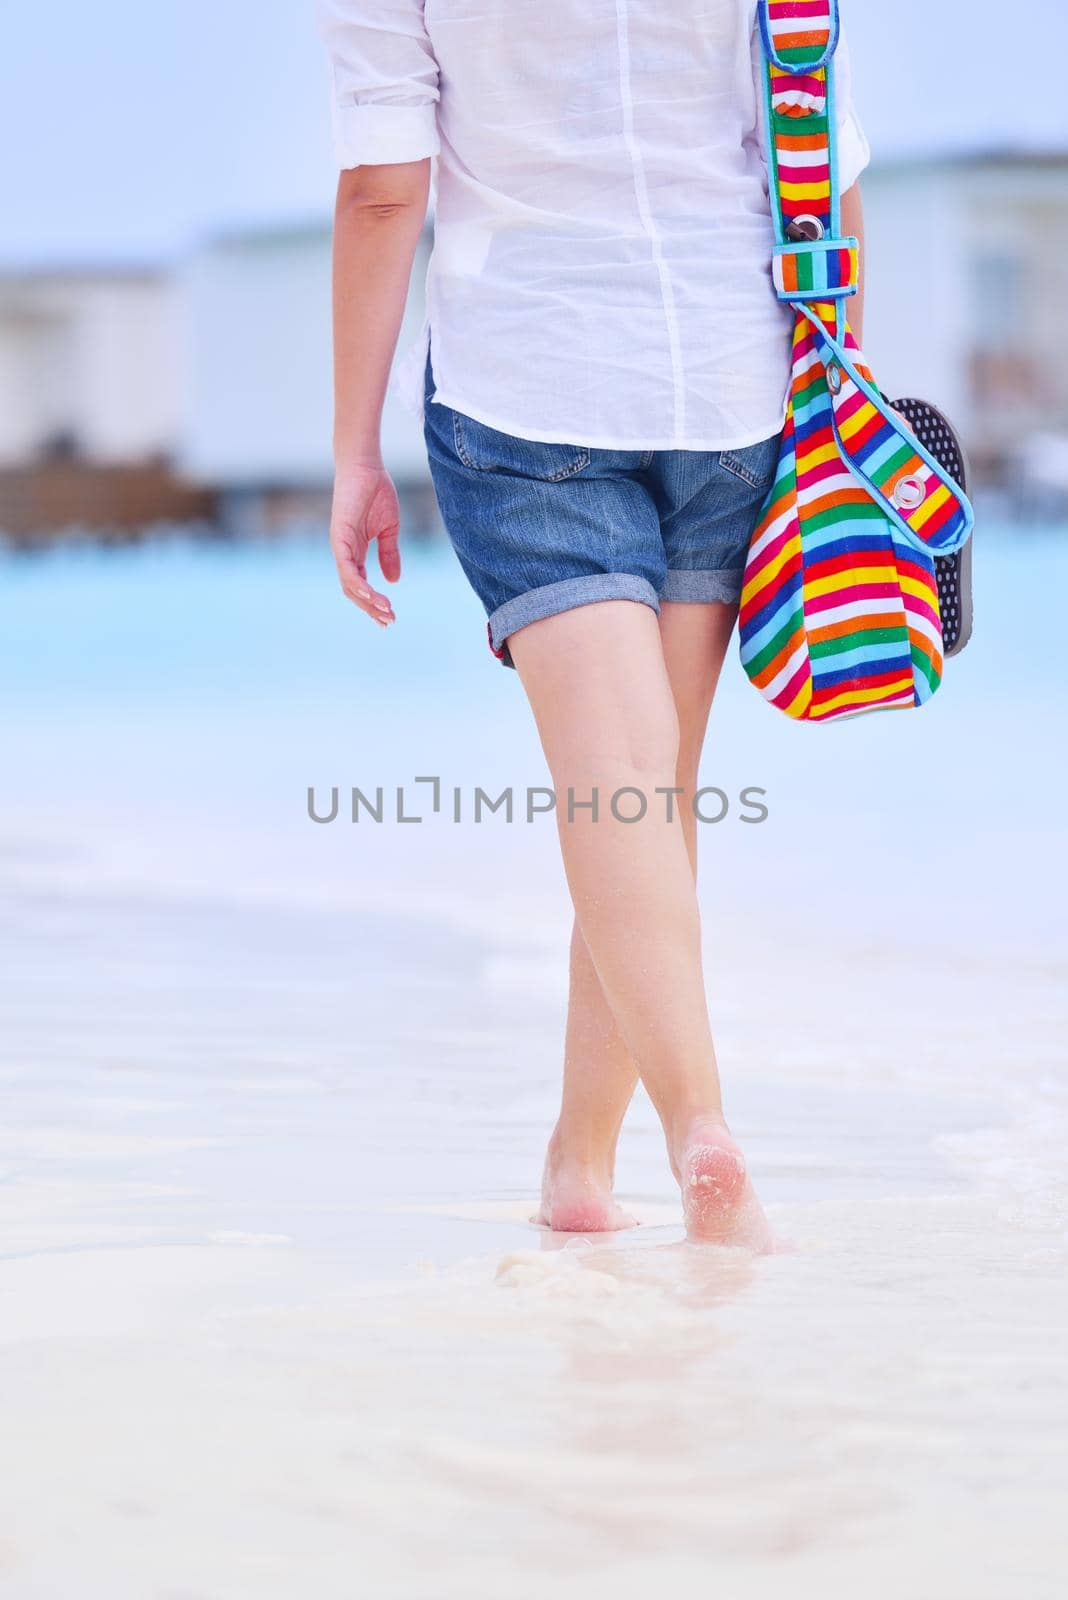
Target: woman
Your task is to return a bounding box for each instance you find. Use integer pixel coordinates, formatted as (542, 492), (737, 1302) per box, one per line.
(317, 1), (869, 1245)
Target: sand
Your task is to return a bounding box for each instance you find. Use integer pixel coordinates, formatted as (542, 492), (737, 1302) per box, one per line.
(1, 528), (1065, 1597)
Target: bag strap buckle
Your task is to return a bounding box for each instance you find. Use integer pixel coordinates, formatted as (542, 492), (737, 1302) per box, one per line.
(773, 237), (860, 302)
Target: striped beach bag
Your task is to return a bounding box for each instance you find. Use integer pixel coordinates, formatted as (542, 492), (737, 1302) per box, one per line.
(739, 0), (974, 722)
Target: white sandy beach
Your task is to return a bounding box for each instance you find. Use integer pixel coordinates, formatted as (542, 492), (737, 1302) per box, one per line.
(1, 527), (1066, 1597)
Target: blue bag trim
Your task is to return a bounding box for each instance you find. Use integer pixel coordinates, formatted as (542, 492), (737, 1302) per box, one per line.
(826, 60), (842, 266)
(798, 308), (975, 557)
(758, 0), (841, 75)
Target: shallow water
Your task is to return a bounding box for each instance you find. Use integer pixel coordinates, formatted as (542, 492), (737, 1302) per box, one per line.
(1, 525), (1066, 1596)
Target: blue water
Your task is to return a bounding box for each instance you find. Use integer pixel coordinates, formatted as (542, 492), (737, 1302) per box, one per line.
(0, 532), (490, 706)
(1, 522), (1066, 964)
(2, 517), (1062, 700)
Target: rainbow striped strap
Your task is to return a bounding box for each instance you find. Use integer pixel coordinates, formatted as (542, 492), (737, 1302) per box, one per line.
(757, 0), (974, 558)
(758, 0), (839, 250)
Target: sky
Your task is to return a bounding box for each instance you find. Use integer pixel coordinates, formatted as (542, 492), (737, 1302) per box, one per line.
(2, 0), (1066, 267)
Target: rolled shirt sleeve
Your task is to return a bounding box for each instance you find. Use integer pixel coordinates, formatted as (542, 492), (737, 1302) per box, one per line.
(316, 1), (440, 168)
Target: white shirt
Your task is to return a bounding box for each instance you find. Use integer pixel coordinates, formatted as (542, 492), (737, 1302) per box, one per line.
(317, 1), (870, 451)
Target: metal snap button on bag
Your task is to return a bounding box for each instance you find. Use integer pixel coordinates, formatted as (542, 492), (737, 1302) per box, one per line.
(892, 477), (926, 511)
(786, 215), (826, 242)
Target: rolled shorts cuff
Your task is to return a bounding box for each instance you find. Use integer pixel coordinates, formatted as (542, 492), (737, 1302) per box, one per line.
(488, 573), (661, 659)
(660, 568), (744, 604)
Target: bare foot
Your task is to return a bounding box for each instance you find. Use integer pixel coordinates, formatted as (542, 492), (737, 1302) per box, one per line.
(672, 1117), (773, 1251)
(533, 1155), (638, 1234)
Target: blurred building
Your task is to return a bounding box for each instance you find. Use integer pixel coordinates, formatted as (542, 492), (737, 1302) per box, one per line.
(864, 151), (1068, 491)
(3, 149), (1068, 542)
(184, 152), (1068, 510)
(181, 219), (436, 534)
(0, 266), (213, 540)
(0, 266), (179, 463)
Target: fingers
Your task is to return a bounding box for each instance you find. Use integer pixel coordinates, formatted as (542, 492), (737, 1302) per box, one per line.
(328, 466), (402, 625)
(331, 533), (396, 626)
(377, 526), (402, 584)
(344, 576), (395, 626)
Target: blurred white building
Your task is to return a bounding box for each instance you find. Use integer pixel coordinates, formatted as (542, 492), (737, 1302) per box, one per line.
(179, 150), (1068, 496)
(0, 267), (214, 540)
(0, 267), (181, 466)
(181, 220), (431, 495)
(3, 149), (1067, 533)
(863, 151), (1068, 478)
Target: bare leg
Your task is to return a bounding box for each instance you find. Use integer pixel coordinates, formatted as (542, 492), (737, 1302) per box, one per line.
(535, 926), (639, 1231)
(656, 603), (772, 1246)
(511, 600), (769, 1246)
(536, 600), (735, 1230)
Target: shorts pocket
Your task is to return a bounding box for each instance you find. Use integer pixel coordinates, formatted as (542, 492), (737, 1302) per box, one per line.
(719, 434), (782, 491)
(452, 411), (590, 482)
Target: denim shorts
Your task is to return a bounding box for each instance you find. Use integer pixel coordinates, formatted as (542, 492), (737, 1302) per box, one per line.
(423, 360), (781, 666)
